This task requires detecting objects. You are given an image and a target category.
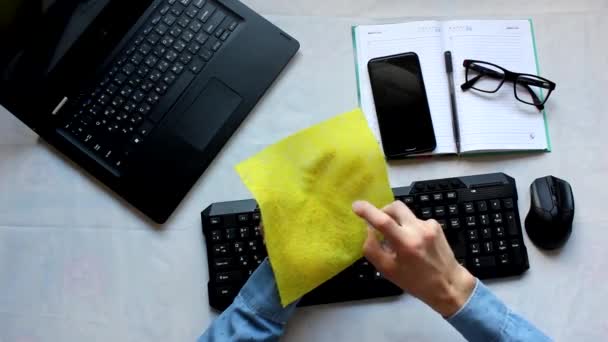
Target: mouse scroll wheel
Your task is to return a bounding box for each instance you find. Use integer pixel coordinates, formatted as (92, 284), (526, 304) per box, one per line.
(551, 185), (559, 202)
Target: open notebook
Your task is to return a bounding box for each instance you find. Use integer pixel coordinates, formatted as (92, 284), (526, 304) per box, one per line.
(352, 19), (551, 155)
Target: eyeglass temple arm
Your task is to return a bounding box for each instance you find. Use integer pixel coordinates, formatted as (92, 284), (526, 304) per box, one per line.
(522, 84), (544, 110)
(460, 64), (503, 91)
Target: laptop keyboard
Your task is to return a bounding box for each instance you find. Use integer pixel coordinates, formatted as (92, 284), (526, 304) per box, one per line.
(201, 173), (529, 311)
(59, 0), (240, 172)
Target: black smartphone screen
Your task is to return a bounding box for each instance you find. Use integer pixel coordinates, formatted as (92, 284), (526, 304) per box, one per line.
(367, 52), (436, 158)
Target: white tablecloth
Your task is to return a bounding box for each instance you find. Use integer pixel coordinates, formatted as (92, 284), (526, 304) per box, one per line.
(1, 1), (607, 340)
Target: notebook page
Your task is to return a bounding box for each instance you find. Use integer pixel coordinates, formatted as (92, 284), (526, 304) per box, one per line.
(444, 20), (549, 152)
(354, 21), (457, 155)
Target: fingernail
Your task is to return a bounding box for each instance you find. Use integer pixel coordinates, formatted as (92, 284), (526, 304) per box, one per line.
(352, 200), (365, 212)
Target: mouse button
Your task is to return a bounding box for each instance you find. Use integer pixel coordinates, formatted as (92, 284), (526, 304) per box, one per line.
(535, 179), (554, 209)
(557, 181), (575, 210)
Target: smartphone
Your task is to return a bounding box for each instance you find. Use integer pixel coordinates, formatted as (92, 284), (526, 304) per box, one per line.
(367, 52), (436, 158)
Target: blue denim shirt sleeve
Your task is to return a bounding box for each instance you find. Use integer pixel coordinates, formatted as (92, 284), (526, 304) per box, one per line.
(200, 262), (550, 342)
(198, 259), (299, 342)
(447, 279), (552, 342)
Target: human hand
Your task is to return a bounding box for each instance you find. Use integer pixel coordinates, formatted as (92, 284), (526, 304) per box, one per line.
(352, 200), (476, 317)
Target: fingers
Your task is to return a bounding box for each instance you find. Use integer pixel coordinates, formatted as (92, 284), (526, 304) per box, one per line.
(352, 201), (404, 242)
(363, 228), (396, 274)
(382, 201), (417, 226)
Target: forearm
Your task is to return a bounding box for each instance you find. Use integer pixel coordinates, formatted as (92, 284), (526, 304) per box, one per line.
(447, 279), (551, 342)
(199, 259), (298, 342)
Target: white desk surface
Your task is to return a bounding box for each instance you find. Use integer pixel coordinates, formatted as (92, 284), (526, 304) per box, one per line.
(1, 1), (607, 341)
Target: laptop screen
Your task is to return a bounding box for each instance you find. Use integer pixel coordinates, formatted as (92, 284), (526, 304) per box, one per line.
(0, 0), (150, 123)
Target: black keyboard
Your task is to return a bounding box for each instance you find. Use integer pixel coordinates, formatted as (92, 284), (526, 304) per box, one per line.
(201, 172), (530, 311)
(58, 0), (240, 173)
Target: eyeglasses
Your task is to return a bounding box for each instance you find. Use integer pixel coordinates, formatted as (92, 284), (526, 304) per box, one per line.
(460, 59), (556, 111)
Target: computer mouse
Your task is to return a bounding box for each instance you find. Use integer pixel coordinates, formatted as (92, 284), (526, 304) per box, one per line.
(525, 176), (575, 250)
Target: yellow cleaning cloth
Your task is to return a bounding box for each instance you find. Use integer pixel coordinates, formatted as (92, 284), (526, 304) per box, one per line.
(235, 108), (394, 306)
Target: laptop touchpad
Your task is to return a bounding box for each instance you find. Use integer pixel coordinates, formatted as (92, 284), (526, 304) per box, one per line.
(173, 78), (242, 151)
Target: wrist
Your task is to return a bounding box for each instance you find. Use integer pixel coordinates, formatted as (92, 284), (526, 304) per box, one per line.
(430, 265), (476, 317)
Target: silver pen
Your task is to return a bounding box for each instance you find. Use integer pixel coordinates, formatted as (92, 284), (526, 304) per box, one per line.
(444, 51), (461, 155)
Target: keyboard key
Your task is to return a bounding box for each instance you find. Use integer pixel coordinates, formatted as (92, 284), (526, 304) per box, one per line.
(182, 30), (195, 42)
(466, 216), (476, 227)
(216, 286), (235, 298)
(199, 3), (216, 22)
(481, 227), (492, 239)
(165, 50), (179, 62)
(469, 243), (480, 255)
(495, 226), (505, 238)
(253, 226), (262, 237)
(505, 212), (518, 235)
(178, 16), (191, 28)
(149, 70), (162, 82)
(237, 214), (249, 222)
(482, 241), (493, 253)
(189, 57), (206, 73)
(497, 240), (508, 252)
(190, 20), (203, 33)
(476, 201), (488, 212)
(214, 257), (233, 269)
(211, 39), (222, 51)
(472, 256), (495, 268)
(226, 228), (237, 240)
(227, 18), (238, 31)
(433, 193), (443, 201)
(186, 5), (199, 18)
(163, 72), (177, 85)
(419, 194), (430, 202)
(179, 53), (193, 65)
(138, 120), (154, 136)
(193, 0), (206, 8)
(188, 42), (202, 55)
(154, 83), (168, 95)
(212, 243), (229, 256)
(252, 254), (264, 265)
(215, 28), (225, 38)
(479, 214), (489, 225)
(159, 4), (171, 15)
(434, 206), (446, 217)
(157, 60), (170, 72)
(238, 227), (249, 239)
(161, 36), (175, 47)
(171, 62), (185, 74)
(503, 198), (514, 209)
(216, 271), (243, 283)
(421, 207), (432, 219)
(446, 192), (457, 200)
(449, 218), (460, 229)
(248, 241), (261, 252)
(210, 230), (222, 242)
(498, 253), (509, 265)
(220, 30), (230, 41)
(155, 23), (169, 36)
(204, 11), (226, 34)
(490, 199), (501, 211)
(171, 3), (185, 16)
(170, 26), (183, 37)
(199, 48), (213, 61)
(146, 33), (161, 45)
(447, 204), (458, 215)
(233, 241), (245, 254)
(237, 255), (249, 267)
(463, 202), (475, 214)
(401, 196), (414, 205)
(164, 14), (177, 26)
(466, 229), (478, 241)
(492, 213), (503, 224)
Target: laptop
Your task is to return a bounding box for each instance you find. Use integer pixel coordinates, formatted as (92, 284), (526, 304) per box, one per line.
(0, 0), (299, 223)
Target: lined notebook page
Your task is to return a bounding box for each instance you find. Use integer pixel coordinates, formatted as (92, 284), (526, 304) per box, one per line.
(354, 21), (457, 155)
(444, 20), (549, 153)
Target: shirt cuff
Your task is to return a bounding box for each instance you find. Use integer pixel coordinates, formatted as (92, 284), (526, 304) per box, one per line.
(237, 259), (299, 325)
(447, 279), (509, 341)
